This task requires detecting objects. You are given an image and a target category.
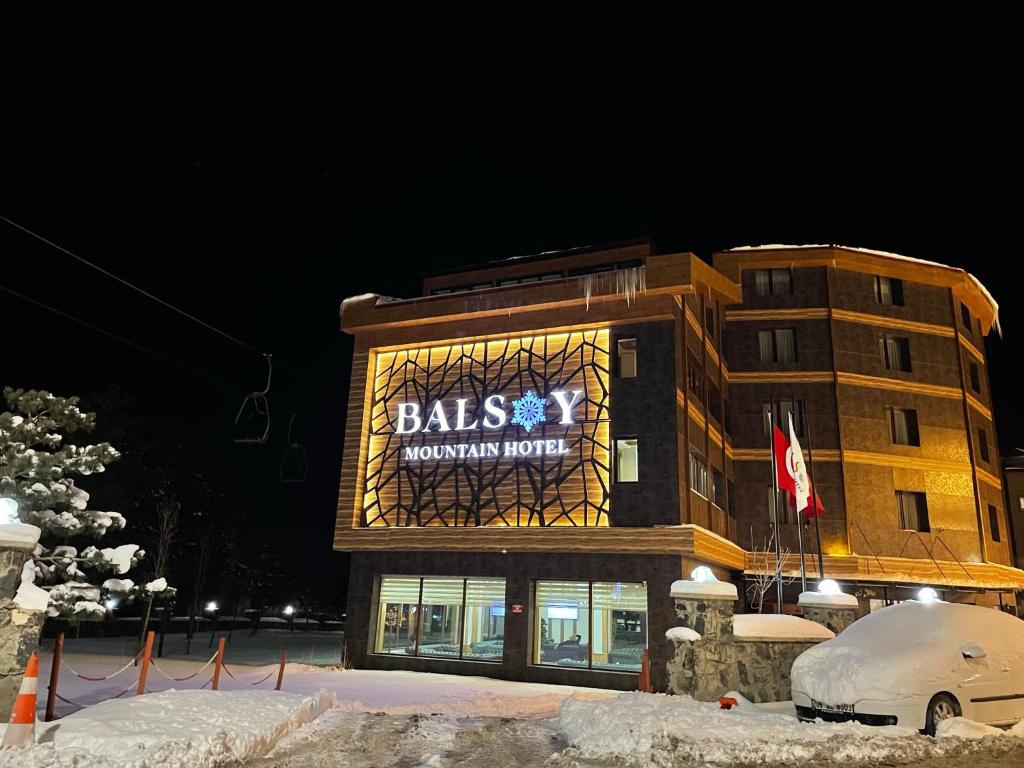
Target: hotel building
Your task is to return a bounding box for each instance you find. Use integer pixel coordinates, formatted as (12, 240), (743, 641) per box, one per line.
(335, 242), (1022, 690)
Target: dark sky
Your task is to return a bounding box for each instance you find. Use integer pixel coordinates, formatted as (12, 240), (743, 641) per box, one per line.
(2, 13), (1023, 600)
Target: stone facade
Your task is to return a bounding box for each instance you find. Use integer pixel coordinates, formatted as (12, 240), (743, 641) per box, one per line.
(666, 589), (825, 703)
(799, 604), (859, 635)
(0, 546), (45, 715)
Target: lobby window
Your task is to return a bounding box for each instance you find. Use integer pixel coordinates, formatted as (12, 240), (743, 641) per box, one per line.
(754, 268), (792, 296)
(617, 338), (637, 378)
(758, 328), (797, 363)
(961, 302), (972, 331)
(897, 491), (930, 532)
(374, 576), (506, 662)
(989, 505), (1001, 542)
(880, 335), (911, 372)
(978, 428), (990, 463)
(711, 467), (725, 508)
(535, 580), (648, 672)
(969, 362), (981, 393)
(762, 399), (804, 437)
(689, 446), (708, 498)
(889, 407), (920, 446)
(615, 438), (639, 482)
(875, 275), (904, 306)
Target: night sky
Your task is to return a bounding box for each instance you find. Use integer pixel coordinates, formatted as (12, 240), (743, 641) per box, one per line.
(3, 14), (1022, 603)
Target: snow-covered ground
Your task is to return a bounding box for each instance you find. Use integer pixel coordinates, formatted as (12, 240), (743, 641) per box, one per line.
(3, 643), (1024, 767)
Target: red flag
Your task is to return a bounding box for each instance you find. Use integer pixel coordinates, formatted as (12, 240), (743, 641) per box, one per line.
(772, 425), (826, 518)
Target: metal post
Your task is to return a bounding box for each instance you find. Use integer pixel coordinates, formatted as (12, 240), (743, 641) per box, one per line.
(275, 651), (287, 690)
(137, 630), (155, 695)
(802, 399), (826, 580)
(212, 636), (226, 690)
(209, 609), (218, 649)
(45, 632), (64, 722)
(767, 397), (784, 613)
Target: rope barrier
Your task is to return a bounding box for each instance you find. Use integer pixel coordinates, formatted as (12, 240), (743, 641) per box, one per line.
(222, 664), (277, 687)
(60, 650), (142, 682)
(149, 652), (218, 682)
(54, 692), (88, 709)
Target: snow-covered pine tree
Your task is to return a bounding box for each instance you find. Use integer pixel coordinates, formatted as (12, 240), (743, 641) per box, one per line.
(0, 387), (161, 618)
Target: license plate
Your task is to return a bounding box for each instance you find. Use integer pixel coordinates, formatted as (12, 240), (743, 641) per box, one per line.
(811, 699), (854, 715)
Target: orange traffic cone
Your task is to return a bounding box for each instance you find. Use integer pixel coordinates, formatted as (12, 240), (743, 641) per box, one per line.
(1, 652), (38, 748)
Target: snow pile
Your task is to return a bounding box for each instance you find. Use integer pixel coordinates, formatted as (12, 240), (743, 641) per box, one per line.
(13, 560), (49, 612)
(733, 614), (835, 641)
(559, 691), (938, 765)
(792, 601), (1024, 705)
(666, 626), (702, 643)
(0, 522), (41, 548)
(37, 689), (335, 767)
(146, 577), (168, 593)
(936, 717), (1006, 739)
(670, 580), (738, 599)
(798, 590), (859, 608)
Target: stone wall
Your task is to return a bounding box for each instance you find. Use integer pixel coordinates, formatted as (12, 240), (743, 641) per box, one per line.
(799, 604), (859, 635)
(0, 547), (45, 715)
(665, 586), (827, 703)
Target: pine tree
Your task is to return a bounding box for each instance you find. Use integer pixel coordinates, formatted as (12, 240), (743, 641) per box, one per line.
(0, 387), (156, 617)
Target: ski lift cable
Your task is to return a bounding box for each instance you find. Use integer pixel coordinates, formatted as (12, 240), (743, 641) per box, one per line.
(0, 216), (342, 396)
(0, 282), (236, 390)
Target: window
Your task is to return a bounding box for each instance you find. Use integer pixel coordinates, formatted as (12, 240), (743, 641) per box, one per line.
(762, 399), (804, 437)
(687, 353), (705, 401)
(705, 306), (716, 337)
(889, 407), (920, 446)
(758, 328), (797, 363)
(969, 362), (981, 393)
(768, 486), (797, 524)
(880, 335), (911, 372)
(535, 580), (648, 672)
(689, 446), (708, 498)
(875, 276), (904, 306)
(617, 338), (637, 378)
(897, 491), (930, 532)
(978, 428), (990, 463)
(708, 383), (722, 418)
(754, 268), (793, 296)
(989, 504), (1001, 543)
(375, 576), (507, 662)
(711, 467), (725, 508)
(615, 438), (638, 482)
(961, 302), (972, 330)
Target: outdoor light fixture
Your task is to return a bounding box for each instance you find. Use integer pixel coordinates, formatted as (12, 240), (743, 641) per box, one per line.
(283, 605), (295, 616)
(0, 497), (19, 525)
(817, 579), (842, 595)
(205, 601), (218, 612)
(690, 566), (718, 583)
(918, 587), (938, 604)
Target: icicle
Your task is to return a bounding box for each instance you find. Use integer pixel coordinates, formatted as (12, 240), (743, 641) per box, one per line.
(578, 265), (646, 309)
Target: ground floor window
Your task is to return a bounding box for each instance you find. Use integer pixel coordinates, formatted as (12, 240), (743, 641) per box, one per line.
(534, 580), (647, 672)
(375, 576), (506, 662)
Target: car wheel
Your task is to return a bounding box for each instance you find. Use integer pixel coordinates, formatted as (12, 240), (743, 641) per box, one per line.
(924, 693), (961, 736)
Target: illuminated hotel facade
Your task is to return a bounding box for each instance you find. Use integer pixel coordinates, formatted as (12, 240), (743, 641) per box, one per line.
(335, 242), (1022, 690)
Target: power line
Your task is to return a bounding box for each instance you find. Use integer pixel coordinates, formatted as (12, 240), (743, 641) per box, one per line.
(0, 283), (237, 391)
(0, 215), (343, 396)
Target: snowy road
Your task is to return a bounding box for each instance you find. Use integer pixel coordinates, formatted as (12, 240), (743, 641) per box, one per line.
(248, 710), (1024, 768)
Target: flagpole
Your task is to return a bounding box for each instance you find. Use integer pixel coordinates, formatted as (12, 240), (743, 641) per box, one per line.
(791, 401), (808, 594)
(768, 393), (784, 614)
(802, 399), (826, 581)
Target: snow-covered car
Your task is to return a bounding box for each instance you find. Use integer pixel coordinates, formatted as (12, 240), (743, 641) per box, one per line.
(791, 600), (1024, 734)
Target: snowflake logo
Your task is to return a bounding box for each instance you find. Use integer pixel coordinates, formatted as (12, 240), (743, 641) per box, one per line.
(510, 390), (548, 432)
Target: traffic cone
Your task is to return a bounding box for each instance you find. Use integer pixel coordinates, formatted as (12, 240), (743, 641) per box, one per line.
(1, 652), (38, 748)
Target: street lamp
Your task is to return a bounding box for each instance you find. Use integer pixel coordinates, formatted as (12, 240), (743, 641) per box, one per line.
(917, 587), (938, 604)
(284, 604), (296, 633)
(817, 579), (843, 595)
(104, 597), (119, 612)
(0, 497), (19, 525)
(205, 600), (220, 648)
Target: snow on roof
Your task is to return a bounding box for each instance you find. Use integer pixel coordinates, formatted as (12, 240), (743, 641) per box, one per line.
(797, 590), (859, 608)
(723, 244), (1000, 333)
(669, 580), (738, 600)
(732, 614), (835, 641)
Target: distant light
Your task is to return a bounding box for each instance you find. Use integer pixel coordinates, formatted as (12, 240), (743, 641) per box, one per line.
(104, 598), (118, 611)
(205, 601), (218, 612)
(817, 579), (843, 595)
(283, 605), (295, 616)
(690, 566), (717, 583)
(918, 587), (938, 604)
(0, 498), (19, 525)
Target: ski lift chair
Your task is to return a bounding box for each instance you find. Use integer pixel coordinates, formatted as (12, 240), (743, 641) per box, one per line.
(234, 354), (272, 444)
(280, 413), (308, 483)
